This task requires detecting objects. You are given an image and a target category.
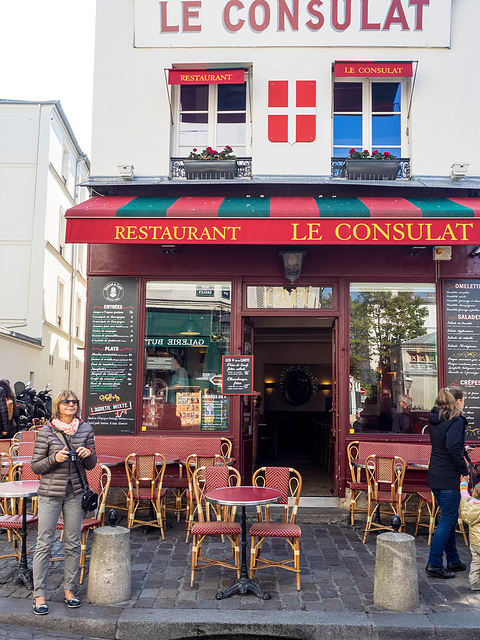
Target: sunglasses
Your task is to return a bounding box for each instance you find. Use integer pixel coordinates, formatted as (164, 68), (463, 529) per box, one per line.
(61, 399), (79, 406)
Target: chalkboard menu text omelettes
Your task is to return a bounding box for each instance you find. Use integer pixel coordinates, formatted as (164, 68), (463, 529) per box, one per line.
(222, 355), (254, 395)
(85, 277), (139, 435)
(445, 280), (480, 439)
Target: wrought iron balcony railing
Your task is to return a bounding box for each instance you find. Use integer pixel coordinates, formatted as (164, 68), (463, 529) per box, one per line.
(171, 158), (252, 180)
(331, 158), (411, 180)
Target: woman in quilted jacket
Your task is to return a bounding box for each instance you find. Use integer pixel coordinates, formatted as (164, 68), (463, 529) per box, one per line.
(31, 390), (96, 615)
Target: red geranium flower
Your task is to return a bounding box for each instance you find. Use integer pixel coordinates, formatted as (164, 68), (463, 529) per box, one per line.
(383, 151), (390, 157)
(349, 148), (356, 154)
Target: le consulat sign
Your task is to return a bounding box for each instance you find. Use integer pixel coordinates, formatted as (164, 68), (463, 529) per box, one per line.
(134, 0), (451, 48)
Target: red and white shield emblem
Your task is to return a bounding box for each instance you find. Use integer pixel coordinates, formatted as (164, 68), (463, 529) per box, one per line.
(268, 80), (316, 144)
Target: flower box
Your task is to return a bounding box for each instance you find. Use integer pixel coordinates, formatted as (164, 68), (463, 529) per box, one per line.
(345, 159), (399, 181)
(184, 159), (236, 181)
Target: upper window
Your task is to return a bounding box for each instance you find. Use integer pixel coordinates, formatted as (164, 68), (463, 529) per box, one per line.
(174, 82), (249, 157)
(333, 80), (408, 158)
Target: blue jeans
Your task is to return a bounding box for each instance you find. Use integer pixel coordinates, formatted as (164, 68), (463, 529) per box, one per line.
(428, 489), (461, 568)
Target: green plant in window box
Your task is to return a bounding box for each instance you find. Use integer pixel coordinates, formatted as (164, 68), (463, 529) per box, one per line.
(345, 148), (399, 180)
(184, 146), (237, 180)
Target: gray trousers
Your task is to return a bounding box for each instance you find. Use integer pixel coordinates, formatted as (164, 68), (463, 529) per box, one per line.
(469, 543), (480, 587)
(33, 493), (84, 598)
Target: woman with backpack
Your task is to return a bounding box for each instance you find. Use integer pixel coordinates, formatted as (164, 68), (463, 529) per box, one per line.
(0, 379), (17, 438)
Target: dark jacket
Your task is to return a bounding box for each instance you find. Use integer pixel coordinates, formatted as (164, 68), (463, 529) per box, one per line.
(427, 406), (468, 490)
(31, 420), (97, 498)
(0, 388), (9, 438)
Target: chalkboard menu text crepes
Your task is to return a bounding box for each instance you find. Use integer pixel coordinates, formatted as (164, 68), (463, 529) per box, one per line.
(445, 279), (480, 439)
(85, 277), (139, 435)
(222, 355), (254, 395)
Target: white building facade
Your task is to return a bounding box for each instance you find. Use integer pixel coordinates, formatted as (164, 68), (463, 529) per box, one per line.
(66, 0), (480, 493)
(0, 101), (89, 399)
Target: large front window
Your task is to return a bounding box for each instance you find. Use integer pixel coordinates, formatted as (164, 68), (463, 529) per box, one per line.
(349, 283), (437, 435)
(333, 80), (406, 158)
(176, 83), (248, 157)
(143, 281), (231, 432)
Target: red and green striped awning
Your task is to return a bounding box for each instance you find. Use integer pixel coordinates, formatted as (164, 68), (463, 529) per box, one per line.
(65, 196), (480, 245)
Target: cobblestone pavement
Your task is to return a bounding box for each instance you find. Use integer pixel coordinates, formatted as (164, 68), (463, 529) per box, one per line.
(0, 509), (479, 618)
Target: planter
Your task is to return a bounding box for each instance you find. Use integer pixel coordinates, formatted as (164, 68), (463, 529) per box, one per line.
(184, 159), (236, 180)
(345, 159), (399, 181)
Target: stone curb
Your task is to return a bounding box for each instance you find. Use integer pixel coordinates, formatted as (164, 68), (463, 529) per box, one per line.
(2, 599), (480, 640)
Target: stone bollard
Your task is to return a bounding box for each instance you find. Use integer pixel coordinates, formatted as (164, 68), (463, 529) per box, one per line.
(373, 531), (419, 611)
(87, 522), (131, 604)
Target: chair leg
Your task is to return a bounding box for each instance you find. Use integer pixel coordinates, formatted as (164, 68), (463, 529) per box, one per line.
(457, 515), (469, 547)
(294, 542), (301, 591)
(79, 529), (88, 585)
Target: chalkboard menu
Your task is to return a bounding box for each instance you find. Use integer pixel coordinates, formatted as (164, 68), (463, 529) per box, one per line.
(445, 280), (480, 438)
(85, 277), (139, 435)
(222, 355), (254, 395)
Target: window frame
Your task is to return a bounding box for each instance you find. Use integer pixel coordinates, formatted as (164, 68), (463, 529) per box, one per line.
(332, 77), (410, 158)
(171, 79), (252, 158)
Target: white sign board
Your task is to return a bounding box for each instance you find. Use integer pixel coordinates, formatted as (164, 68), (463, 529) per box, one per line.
(134, 0), (452, 48)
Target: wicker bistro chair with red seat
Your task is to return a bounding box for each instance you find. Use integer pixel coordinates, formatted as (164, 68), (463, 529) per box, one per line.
(125, 453), (167, 538)
(346, 441), (368, 526)
(0, 462), (39, 561)
(249, 466), (303, 591)
(190, 465), (242, 588)
(185, 453), (227, 542)
(415, 489), (439, 545)
(362, 454), (407, 543)
(50, 464), (111, 584)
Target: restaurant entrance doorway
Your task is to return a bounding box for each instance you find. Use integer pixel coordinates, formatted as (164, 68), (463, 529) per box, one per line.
(248, 317), (335, 497)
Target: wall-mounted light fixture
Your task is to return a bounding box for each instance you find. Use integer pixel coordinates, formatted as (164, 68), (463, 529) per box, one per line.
(408, 246), (426, 256)
(279, 250), (306, 286)
(118, 164), (134, 180)
(451, 162), (469, 180)
(264, 382), (276, 390)
(433, 246), (452, 261)
(471, 246), (480, 257)
(161, 244), (179, 254)
(404, 375), (413, 396)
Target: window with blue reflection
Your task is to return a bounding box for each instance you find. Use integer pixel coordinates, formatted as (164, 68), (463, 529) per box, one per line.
(334, 83), (362, 112)
(372, 115), (401, 147)
(333, 115), (362, 146)
(372, 83), (401, 113)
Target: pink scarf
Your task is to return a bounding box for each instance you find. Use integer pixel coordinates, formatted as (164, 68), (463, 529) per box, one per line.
(52, 417), (79, 436)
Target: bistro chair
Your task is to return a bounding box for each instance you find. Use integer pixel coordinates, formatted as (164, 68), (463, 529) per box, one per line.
(414, 489), (438, 545)
(346, 441), (368, 525)
(0, 462), (39, 561)
(50, 464), (111, 584)
(12, 430), (36, 444)
(249, 466), (303, 590)
(125, 453), (167, 538)
(190, 465), (241, 588)
(185, 453), (226, 542)
(362, 454), (407, 543)
(0, 439), (12, 456)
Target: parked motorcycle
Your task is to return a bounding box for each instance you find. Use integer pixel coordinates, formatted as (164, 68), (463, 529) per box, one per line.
(14, 380), (51, 428)
(37, 383), (52, 420)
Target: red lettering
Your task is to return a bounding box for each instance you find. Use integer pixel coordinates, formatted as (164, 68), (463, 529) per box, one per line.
(182, 1), (201, 32)
(306, 0), (324, 31)
(249, 0), (271, 32)
(278, 0), (299, 31)
(160, 1), (179, 32)
(331, 0), (351, 32)
(223, 0), (245, 32)
(409, 0), (429, 30)
(361, 0), (380, 30)
(383, 0), (409, 30)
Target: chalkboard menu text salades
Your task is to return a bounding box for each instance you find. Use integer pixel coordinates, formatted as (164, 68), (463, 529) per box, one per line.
(85, 277), (139, 435)
(445, 280), (480, 438)
(222, 356), (254, 395)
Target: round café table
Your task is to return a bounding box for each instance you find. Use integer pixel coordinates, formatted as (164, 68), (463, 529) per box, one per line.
(0, 480), (39, 589)
(206, 485), (282, 600)
(96, 455), (124, 467)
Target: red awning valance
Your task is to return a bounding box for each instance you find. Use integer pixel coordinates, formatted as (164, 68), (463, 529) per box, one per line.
(334, 61), (413, 78)
(65, 196), (480, 246)
(168, 68), (245, 85)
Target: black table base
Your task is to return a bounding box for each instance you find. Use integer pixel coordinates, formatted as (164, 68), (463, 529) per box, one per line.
(14, 497), (33, 590)
(216, 505), (271, 600)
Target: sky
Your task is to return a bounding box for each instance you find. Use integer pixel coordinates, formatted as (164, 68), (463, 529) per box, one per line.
(0, 0), (96, 156)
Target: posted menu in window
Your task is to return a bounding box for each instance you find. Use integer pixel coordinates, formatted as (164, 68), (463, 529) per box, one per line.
(85, 277), (139, 435)
(445, 280), (480, 438)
